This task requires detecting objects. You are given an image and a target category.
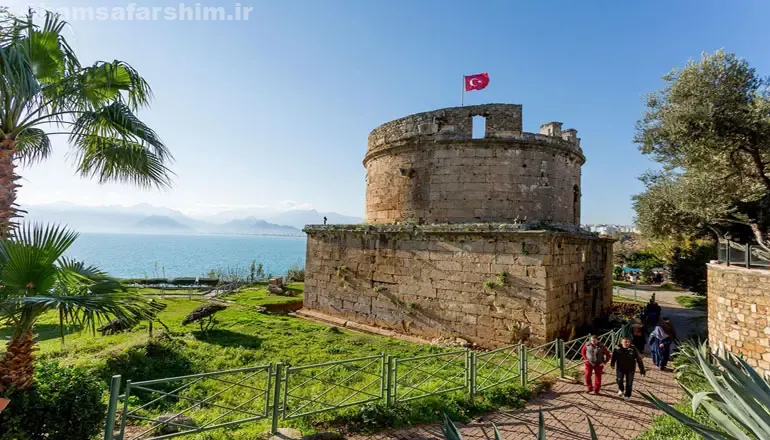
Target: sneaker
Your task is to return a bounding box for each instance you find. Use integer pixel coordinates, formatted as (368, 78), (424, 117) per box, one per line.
(617, 390), (624, 397)
(624, 396), (630, 402)
(586, 389), (593, 394)
(594, 390), (600, 395)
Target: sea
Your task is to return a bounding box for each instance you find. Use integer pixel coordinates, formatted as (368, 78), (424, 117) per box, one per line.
(65, 233), (307, 280)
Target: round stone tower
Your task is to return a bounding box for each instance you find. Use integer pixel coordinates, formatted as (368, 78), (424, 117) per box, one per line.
(364, 103), (585, 225)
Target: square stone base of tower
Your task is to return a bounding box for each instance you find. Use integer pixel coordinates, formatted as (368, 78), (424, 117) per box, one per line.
(302, 224), (614, 348)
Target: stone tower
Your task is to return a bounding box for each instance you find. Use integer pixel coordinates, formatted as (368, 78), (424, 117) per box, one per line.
(301, 104), (613, 347)
(364, 104), (583, 226)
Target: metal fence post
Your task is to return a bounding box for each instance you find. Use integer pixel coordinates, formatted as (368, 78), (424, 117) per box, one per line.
(558, 340), (565, 378)
(385, 355), (392, 406)
(271, 363), (282, 434)
(726, 240), (731, 266)
(747, 244), (752, 269)
(103, 375), (121, 440)
(383, 355), (393, 406)
(519, 344), (527, 387)
(468, 351), (476, 398)
(117, 380), (131, 440)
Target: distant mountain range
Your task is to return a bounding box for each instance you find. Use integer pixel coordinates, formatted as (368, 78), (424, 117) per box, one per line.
(21, 203), (364, 236)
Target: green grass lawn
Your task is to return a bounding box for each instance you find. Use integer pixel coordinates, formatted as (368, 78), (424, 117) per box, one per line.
(3, 283), (564, 439)
(0, 283), (487, 438)
(675, 295), (707, 310)
(612, 280), (632, 287)
(612, 295), (646, 304)
(225, 283), (304, 306)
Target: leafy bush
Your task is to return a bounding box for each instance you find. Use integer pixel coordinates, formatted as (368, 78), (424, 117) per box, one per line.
(610, 302), (643, 320)
(0, 361), (106, 440)
(97, 337), (195, 390)
(670, 243), (716, 295)
(286, 264), (305, 282)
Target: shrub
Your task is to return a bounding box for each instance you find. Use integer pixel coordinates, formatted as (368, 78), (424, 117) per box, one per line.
(286, 264), (305, 282)
(0, 361), (106, 440)
(670, 242), (716, 295)
(97, 337), (195, 392)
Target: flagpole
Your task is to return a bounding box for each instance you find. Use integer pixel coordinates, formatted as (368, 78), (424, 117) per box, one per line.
(461, 75), (465, 107)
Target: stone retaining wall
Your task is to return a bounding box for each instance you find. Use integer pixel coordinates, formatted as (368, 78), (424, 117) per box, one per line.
(707, 263), (770, 377)
(303, 225), (613, 347)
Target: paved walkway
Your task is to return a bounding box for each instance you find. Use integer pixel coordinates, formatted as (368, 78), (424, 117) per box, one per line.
(349, 299), (705, 440)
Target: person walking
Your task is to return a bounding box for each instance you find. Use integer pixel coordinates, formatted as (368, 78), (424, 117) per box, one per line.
(611, 337), (646, 401)
(631, 318), (646, 354)
(648, 323), (672, 370)
(644, 298), (661, 328)
(581, 335), (611, 394)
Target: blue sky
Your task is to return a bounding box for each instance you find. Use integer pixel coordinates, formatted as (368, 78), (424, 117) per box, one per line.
(8, 0), (770, 223)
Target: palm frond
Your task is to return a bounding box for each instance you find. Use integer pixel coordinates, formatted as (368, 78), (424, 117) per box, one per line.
(0, 223), (78, 295)
(70, 101), (169, 159)
(14, 127), (51, 166)
(72, 134), (172, 188)
(6, 292), (164, 335)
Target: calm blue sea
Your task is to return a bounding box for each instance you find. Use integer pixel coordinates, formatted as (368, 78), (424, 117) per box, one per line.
(65, 233), (306, 279)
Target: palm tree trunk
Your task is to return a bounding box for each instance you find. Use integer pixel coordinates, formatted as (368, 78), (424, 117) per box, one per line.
(0, 331), (37, 392)
(0, 137), (20, 236)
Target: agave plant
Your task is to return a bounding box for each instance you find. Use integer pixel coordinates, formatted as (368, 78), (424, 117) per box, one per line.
(642, 342), (770, 439)
(0, 224), (163, 391)
(442, 409), (599, 439)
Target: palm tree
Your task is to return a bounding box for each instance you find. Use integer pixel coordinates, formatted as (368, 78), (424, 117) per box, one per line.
(0, 9), (172, 233)
(0, 223), (163, 391)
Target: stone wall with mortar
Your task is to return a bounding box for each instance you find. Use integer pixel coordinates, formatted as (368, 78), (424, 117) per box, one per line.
(364, 104), (584, 225)
(303, 225), (613, 347)
(707, 263), (770, 378)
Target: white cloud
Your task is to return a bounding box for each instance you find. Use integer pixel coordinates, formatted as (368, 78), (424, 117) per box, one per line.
(279, 200), (314, 210)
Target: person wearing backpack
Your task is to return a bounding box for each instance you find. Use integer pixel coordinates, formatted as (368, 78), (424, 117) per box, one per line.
(581, 335), (612, 394)
(611, 337), (646, 401)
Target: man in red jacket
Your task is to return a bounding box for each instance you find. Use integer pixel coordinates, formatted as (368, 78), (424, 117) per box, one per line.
(581, 335), (612, 394)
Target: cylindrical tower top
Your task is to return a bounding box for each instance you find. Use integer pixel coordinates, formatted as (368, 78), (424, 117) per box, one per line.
(364, 103), (585, 226)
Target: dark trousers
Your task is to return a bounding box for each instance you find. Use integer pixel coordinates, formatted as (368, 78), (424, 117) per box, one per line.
(616, 369), (635, 397)
(632, 335), (646, 354)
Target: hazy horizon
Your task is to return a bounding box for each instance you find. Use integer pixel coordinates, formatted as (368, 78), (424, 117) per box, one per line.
(7, 0), (769, 225)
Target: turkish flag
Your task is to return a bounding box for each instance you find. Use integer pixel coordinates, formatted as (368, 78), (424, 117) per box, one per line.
(464, 73), (489, 91)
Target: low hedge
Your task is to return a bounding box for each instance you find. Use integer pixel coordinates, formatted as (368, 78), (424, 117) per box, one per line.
(169, 277), (219, 287)
(0, 361), (106, 440)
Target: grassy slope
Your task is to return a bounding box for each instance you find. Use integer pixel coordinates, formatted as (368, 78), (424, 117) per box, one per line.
(1, 283), (466, 438)
(675, 295), (707, 310)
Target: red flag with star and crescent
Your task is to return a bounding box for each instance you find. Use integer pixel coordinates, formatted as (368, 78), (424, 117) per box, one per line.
(464, 73), (489, 91)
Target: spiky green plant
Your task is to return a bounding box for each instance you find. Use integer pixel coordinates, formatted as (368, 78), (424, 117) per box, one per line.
(642, 342), (770, 440)
(442, 410), (599, 439)
(441, 413), (502, 440)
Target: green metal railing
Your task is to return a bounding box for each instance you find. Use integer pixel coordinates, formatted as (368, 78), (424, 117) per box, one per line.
(473, 343), (521, 393)
(106, 364), (273, 440)
(525, 340), (561, 382)
(392, 350), (467, 403)
(281, 354), (385, 420)
(104, 324), (631, 439)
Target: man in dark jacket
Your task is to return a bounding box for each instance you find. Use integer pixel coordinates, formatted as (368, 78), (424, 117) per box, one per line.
(611, 337), (646, 401)
(581, 336), (611, 394)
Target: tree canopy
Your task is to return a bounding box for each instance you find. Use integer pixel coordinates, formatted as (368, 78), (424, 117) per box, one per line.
(633, 50), (770, 252)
